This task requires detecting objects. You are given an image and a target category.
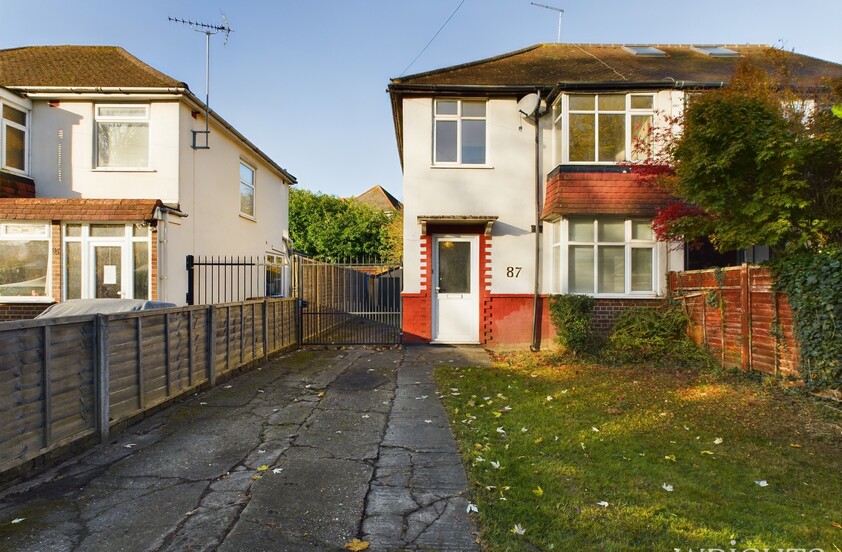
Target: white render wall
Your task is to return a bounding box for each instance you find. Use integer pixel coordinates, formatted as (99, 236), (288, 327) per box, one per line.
(30, 100), (180, 202)
(27, 96), (290, 305)
(402, 91), (685, 297)
(402, 96), (556, 295)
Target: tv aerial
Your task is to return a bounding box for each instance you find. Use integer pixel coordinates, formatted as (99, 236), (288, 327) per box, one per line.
(169, 13), (234, 149)
(531, 2), (564, 43)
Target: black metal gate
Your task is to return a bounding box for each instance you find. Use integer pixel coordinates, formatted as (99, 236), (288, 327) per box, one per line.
(293, 255), (402, 345)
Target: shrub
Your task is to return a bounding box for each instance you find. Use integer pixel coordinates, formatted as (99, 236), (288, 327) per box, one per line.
(606, 301), (712, 368)
(548, 294), (595, 355)
(772, 248), (842, 392)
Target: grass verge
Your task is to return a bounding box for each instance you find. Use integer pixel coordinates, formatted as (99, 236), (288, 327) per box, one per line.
(434, 352), (842, 551)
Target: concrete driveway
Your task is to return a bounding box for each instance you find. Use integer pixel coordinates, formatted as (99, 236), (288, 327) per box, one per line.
(0, 346), (491, 551)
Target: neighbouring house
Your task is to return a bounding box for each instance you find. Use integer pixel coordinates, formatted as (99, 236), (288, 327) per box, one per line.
(388, 43), (842, 347)
(352, 185), (403, 216)
(0, 46), (296, 319)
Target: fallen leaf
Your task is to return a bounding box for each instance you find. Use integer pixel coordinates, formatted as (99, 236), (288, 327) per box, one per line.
(466, 503), (478, 513)
(591, 427), (600, 432)
(490, 460), (502, 469)
(789, 443), (802, 448)
(714, 438), (723, 445)
(664, 455), (676, 462)
(272, 468), (283, 474)
(317, 392), (325, 398)
(534, 437), (543, 444)
(532, 486), (544, 497)
(755, 480), (769, 487)
(344, 538), (370, 551)
(831, 522), (841, 529)
(512, 523), (526, 535)
(700, 450), (715, 455)
(597, 501), (609, 507)
(257, 465), (269, 472)
(123, 443), (136, 449)
(251, 474), (262, 480)
(11, 518), (24, 524)
(662, 483), (674, 492)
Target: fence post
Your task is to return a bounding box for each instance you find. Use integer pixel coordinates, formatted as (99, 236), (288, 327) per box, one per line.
(208, 305), (217, 386)
(263, 298), (270, 362)
(96, 314), (110, 443)
(186, 255), (195, 305)
(740, 263), (750, 371)
(42, 325), (52, 448)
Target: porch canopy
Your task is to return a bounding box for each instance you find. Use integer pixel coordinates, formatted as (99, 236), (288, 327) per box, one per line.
(417, 215), (497, 236)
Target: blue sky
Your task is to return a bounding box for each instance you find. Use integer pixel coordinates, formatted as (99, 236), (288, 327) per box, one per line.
(1, 0), (840, 199)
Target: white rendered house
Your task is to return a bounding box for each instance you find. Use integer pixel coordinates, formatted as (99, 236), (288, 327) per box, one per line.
(389, 43), (842, 348)
(0, 46), (295, 318)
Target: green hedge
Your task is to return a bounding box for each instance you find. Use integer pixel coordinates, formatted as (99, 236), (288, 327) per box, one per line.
(548, 294), (595, 355)
(605, 301), (712, 368)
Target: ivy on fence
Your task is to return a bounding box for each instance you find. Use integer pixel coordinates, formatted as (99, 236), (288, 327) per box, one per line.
(773, 248), (842, 391)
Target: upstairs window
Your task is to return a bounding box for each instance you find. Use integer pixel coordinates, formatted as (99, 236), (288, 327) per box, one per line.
(563, 94), (654, 163)
(434, 99), (487, 165)
(239, 161), (256, 218)
(2, 103), (28, 174)
(95, 104), (150, 168)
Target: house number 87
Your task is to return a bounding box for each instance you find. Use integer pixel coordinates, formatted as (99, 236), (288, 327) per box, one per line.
(506, 267), (522, 278)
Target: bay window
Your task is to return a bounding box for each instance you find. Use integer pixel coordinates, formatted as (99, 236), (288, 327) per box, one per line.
(0, 222), (50, 299)
(554, 218), (657, 296)
(556, 93), (654, 163)
(95, 104), (150, 168)
(434, 99), (487, 165)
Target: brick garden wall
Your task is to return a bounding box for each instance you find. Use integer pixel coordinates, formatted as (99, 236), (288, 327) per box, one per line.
(0, 303), (53, 321)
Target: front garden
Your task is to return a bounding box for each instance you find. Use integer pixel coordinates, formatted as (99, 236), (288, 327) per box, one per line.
(436, 352), (842, 551)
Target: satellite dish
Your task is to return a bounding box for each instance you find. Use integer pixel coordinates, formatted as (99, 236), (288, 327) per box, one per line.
(517, 93), (540, 117)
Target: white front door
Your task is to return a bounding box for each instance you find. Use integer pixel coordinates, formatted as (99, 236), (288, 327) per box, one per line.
(432, 235), (479, 343)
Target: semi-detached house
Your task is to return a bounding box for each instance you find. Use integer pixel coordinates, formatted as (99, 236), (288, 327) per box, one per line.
(388, 43), (842, 348)
(0, 46), (296, 319)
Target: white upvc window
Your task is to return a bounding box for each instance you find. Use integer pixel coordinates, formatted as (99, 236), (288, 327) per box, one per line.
(95, 104), (150, 168)
(0, 222), (51, 301)
(1, 101), (29, 174)
(557, 217), (658, 296)
(555, 93), (654, 164)
(239, 161), (256, 219)
(63, 223), (151, 300)
(433, 99), (487, 165)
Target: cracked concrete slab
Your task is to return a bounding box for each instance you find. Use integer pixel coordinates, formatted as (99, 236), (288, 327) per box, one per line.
(0, 346), (489, 551)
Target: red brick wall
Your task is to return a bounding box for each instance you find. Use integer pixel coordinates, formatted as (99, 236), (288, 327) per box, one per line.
(0, 172), (35, 198)
(670, 266), (799, 376)
(591, 298), (664, 334)
(0, 302), (53, 321)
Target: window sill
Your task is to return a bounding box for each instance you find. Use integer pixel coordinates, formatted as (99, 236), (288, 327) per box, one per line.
(430, 164), (494, 170)
(0, 296), (55, 304)
(239, 213), (257, 223)
(1, 167), (30, 177)
(91, 168), (157, 173)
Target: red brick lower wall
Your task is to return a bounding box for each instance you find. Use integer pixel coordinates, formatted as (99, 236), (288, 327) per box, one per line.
(0, 172), (35, 198)
(0, 302), (54, 321)
(402, 291), (662, 349)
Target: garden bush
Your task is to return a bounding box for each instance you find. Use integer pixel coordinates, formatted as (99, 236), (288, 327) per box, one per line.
(548, 294), (595, 355)
(605, 301), (712, 368)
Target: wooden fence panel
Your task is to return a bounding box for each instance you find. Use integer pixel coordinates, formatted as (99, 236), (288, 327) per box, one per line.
(670, 265), (799, 376)
(1, 298), (298, 476)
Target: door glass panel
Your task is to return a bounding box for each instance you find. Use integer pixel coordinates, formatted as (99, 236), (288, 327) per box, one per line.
(598, 246), (625, 293)
(569, 245), (594, 293)
(438, 241), (470, 293)
(95, 246), (122, 298)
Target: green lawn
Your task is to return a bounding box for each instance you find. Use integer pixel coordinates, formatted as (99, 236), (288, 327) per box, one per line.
(434, 353), (842, 552)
